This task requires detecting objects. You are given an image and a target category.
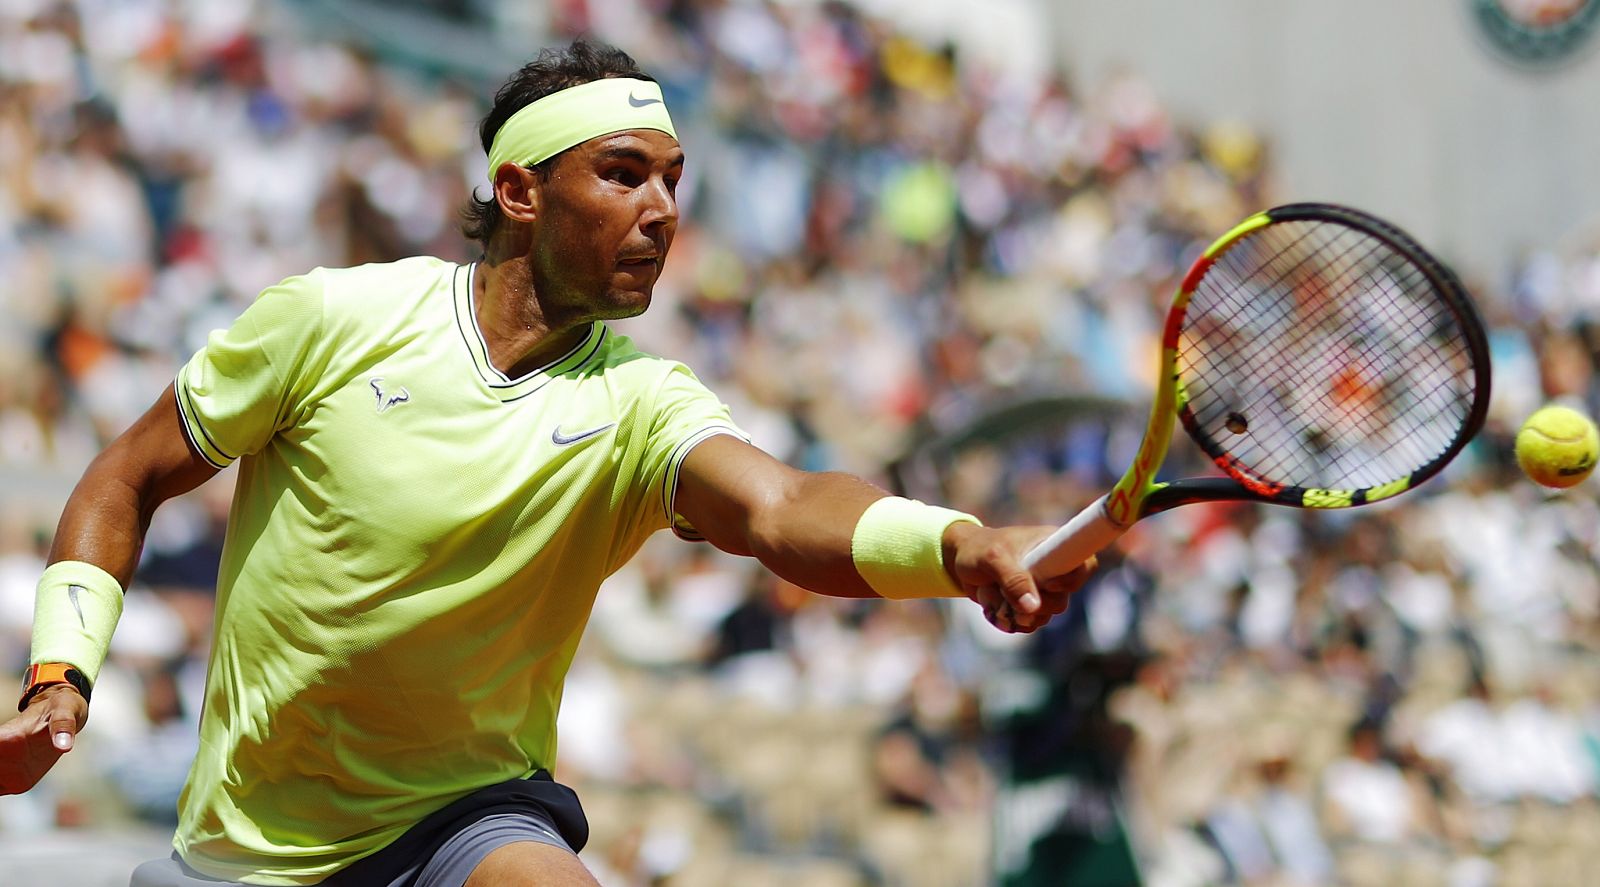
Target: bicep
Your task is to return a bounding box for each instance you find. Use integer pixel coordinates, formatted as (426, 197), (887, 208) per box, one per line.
(673, 435), (887, 597)
(83, 384), (220, 517)
(48, 385), (221, 580)
(134, 384), (225, 502)
(672, 435), (799, 557)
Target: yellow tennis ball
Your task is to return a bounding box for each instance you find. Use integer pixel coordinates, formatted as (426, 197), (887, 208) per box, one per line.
(1516, 405), (1599, 489)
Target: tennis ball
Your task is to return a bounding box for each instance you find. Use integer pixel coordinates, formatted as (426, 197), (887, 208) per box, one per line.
(1516, 405), (1599, 489)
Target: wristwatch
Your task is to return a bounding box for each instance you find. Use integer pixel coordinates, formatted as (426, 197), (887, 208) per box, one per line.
(18, 662), (91, 711)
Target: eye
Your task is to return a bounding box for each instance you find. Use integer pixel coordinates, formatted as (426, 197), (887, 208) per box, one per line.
(605, 166), (644, 187)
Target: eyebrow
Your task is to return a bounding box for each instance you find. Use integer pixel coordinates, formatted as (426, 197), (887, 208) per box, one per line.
(593, 144), (685, 169)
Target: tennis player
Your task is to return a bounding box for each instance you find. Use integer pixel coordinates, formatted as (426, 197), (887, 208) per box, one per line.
(0, 41), (1094, 886)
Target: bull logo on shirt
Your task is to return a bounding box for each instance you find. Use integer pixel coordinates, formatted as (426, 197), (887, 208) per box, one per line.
(369, 377), (411, 414)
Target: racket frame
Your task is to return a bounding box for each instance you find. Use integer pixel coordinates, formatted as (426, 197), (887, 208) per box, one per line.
(1022, 203), (1491, 575)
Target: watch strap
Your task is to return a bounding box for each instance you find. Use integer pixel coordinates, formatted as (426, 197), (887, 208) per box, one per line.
(18, 662), (91, 712)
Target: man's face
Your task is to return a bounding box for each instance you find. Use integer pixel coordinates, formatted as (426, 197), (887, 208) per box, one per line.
(528, 129), (682, 323)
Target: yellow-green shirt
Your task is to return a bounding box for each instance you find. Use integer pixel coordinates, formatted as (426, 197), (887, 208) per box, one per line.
(170, 257), (743, 884)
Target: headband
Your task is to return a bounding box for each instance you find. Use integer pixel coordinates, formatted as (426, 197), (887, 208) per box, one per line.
(485, 78), (677, 180)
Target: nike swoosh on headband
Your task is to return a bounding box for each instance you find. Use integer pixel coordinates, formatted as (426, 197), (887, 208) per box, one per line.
(628, 92), (663, 108)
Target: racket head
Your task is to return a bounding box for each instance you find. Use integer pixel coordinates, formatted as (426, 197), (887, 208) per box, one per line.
(1102, 211), (1272, 526)
(1147, 202), (1490, 515)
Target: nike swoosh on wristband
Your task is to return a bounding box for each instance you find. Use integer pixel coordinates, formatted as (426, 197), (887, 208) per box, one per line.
(67, 585), (86, 629)
(628, 92), (663, 108)
(552, 423), (616, 446)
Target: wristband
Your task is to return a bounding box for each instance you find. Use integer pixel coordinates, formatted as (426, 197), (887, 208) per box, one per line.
(30, 560), (124, 688)
(18, 662), (91, 711)
(851, 496), (981, 600)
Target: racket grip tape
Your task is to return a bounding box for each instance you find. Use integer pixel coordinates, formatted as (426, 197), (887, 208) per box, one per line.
(1020, 494), (1126, 576)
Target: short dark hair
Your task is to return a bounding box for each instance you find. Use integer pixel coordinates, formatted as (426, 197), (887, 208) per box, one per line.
(460, 40), (657, 250)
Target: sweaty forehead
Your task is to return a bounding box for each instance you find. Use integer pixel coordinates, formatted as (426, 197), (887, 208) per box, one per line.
(576, 130), (684, 165)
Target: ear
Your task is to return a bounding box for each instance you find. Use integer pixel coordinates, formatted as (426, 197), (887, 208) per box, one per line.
(492, 162), (541, 224)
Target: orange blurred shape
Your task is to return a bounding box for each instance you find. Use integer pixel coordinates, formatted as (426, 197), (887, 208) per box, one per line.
(1331, 364), (1374, 410)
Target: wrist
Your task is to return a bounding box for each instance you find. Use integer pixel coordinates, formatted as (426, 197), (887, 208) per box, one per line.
(940, 520), (984, 592)
(851, 496), (982, 600)
(30, 560), (123, 688)
(19, 662), (91, 712)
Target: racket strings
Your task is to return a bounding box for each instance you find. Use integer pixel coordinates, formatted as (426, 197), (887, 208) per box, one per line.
(1178, 220), (1477, 491)
(1203, 252), (1468, 488)
(1228, 232), (1465, 477)
(1199, 235), (1470, 487)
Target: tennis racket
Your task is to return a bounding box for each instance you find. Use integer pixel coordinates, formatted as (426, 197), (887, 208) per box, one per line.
(1022, 202), (1492, 578)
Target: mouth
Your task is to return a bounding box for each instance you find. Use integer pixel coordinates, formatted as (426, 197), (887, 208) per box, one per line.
(613, 256), (660, 294)
(615, 256), (661, 284)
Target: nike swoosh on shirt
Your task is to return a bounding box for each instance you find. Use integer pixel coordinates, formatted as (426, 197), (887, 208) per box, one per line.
(552, 423), (616, 446)
(628, 92), (663, 108)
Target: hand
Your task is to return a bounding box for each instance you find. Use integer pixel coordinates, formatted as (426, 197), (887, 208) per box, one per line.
(0, 684), (88, 795)
(944, 523), (1097, 634)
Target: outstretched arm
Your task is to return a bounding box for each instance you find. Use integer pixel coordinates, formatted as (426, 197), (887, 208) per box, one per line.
(0, 384), (218, 794)
(673, 435), (1094, 629)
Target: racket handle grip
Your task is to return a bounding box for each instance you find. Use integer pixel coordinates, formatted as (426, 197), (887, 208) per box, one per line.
(1020, 494), (1127, 576)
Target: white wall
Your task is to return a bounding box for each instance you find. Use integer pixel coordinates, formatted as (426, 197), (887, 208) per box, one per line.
(1046, 0), (1600, 286)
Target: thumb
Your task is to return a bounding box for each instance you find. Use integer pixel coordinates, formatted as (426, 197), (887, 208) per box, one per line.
(48, 713), (77, 752)
(999, 565), (1041, 614)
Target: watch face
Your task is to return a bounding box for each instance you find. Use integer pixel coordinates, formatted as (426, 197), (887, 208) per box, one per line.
(1472, 0), (1600, 66)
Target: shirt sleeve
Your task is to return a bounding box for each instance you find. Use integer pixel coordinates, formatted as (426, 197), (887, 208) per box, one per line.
(641, 363), (749, 540)
(173, 270), (326, 468)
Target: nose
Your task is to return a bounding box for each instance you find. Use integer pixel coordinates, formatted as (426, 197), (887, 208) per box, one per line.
(639, 174), (677, 233)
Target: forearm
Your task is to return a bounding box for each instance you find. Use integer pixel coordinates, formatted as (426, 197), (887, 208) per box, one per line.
(4, 449), (150, 785)
(676, 437), (1083, 623)
(46, 386), (217, 586)
(47, 451), (157, 587)
(742, 470), (887, 598)
(22, 454), (151, 695)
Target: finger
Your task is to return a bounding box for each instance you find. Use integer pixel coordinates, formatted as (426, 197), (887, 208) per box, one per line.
(1038, 555), (1099, 599)
(1007, 608), (1042, 633)
(979, 593), (1006, 630)
(47, 707), (78, 753)
(971, 583), (1001, 611)
(50, 727), (75, 751)
(998, 567), (1041, 615)
(1034, 591), (1069, 619)
(973, 586), (1016, 632)
(958, 533), (1040, 614)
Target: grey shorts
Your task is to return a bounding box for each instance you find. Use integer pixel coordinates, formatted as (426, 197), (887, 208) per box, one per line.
(130, 773), (586, 887)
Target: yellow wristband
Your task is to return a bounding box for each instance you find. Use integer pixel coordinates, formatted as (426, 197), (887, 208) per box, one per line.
(851, 497), (981, 600)
(31, 560), (124, 685)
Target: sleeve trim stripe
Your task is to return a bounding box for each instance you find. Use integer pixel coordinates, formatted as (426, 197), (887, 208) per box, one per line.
(173, 371), (234, 469)
(180, 375), (238, 462)
(178, 381), (234, 466)
(661, 424), (749, 537)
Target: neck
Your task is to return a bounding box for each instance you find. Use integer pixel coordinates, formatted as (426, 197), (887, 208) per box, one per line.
(474, 255), (592, 379)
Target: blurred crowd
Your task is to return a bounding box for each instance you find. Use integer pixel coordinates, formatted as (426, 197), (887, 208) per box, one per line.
(2, 1), (1600, 886)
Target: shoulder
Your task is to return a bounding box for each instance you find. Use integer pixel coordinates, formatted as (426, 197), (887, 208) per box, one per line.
(252, 256), (456, 312)
(589, 327), (714, 396)
(305, 257), (462, 347)
(312, 256), (459, 309)
(233, 257), (459, 365)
